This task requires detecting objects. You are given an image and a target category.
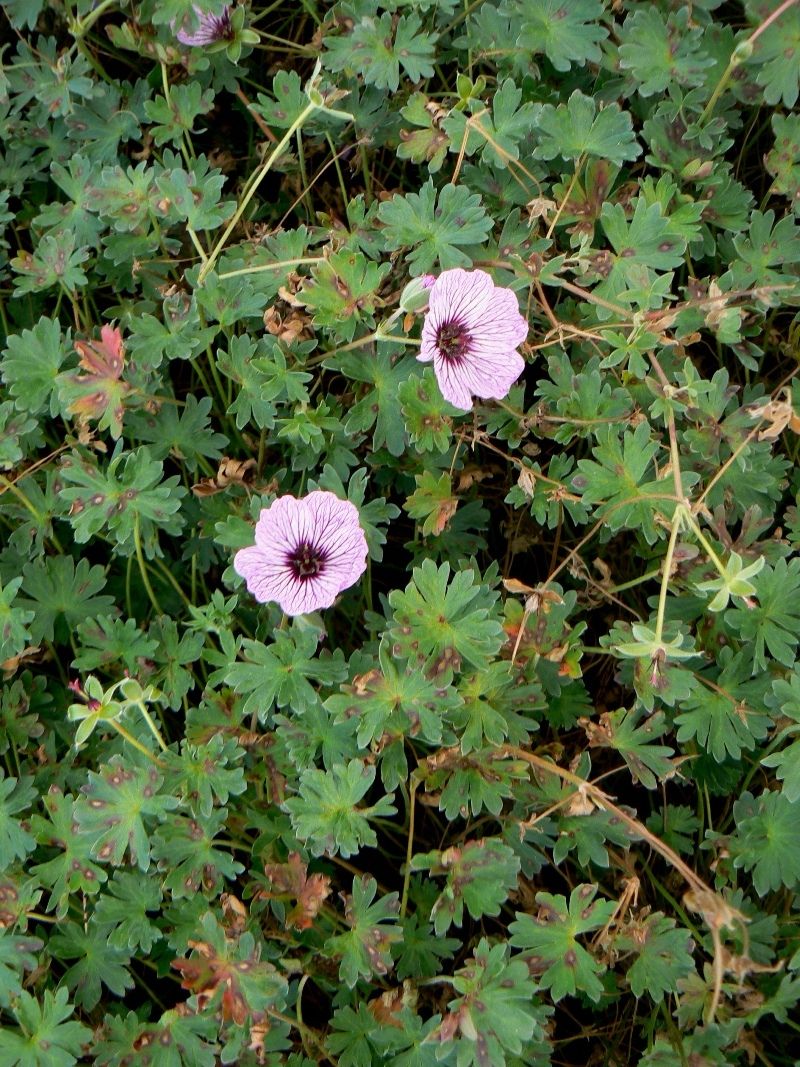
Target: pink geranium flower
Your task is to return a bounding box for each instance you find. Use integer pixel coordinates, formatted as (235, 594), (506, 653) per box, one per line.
(174, 4), (234, 46)
(418, 268), (528, 411)
(233, 492), (369, 616)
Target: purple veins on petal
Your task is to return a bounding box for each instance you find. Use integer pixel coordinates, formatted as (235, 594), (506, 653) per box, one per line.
(418, 267), (529, 411)
(233, 491), (369, 616)
(174, 4), (234, 46)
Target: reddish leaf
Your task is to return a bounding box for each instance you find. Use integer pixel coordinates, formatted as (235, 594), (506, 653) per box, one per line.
(261, 852), (331, 930)
(61, 324), (131, 439)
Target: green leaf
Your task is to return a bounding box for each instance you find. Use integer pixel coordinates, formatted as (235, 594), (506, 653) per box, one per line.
(58, 446), (186, 557)
(0, 773), (36, 872)
(254, 70), (310, 130)
(618, 7), (715, 97)
(411, 837), (520, 935)
(49, 921), (133, 1011)
(428, 748), (530, 820)
(618, 912), (695, 999)
(0, 987), (91, 1067)
(217, 335), (311, 431)
(443, 661), (520, 753)
(536, 353), (633, 445)
(72, 615), (158, 674)
(92, 871), (162, 954)
(397, 93), (451, 172)
(11, 232), (89, 295)
(128, 394), (228, 473)
(509, 884), (617, 1001)
(225, 625), (347, 723)
(3, 0), (44, 29)
(404, 470), (459, 537)
(0, 403), (40, 472)
(435, 939), (545, 1065)
(165, 734), (246, 818)
(747, 0), (800, 106)
(534, 90), (640, 165)
(398, 367), (458, 452)
(326, 1004), (380, 1067)
(30, 788), (108, 918)
(324, 876), (401, 987)
(300, 250), (390, 342)
(147, 617), (204, 711)
(377, 180), (492, 275)
(1, 316), (69, 417)
(573, 421), (680, 544)
(92, 1009), (217, 1067)
(324, 13), (436, 93)
(339, 349), (414, 457)
(144, 83), (216, 146)
(325, 642), (447, 749)
(675, 650), (771, 761)
(33, 158), (103, 248)
(729, 790), (800, 893)
(394, 915), (459, 980)
(443, 78), (540, 169)
(721, 208), (800, 300)
(19, 556), (115, 645)
(284, 759), (397, 858)
(0, 930), (42, 1009)
(591, 198), (690, 307)
(726, 557), (800, 670)
(589, 707), (676, 789)
(152, 809), (244, 898)
(512, 0), (607, 71)
(0, 578), (34, 664)
(766, 112), (800, 216)
(387, 559), (504, 670)
(75, 756), (180, 871)
(156, 158), (234, 231)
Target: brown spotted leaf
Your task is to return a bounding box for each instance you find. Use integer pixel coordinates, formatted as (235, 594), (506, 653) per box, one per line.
(172, 912), (286, 1024)
(260, 852), (331, 930)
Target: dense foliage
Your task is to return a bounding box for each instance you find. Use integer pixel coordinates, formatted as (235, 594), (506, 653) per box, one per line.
(1, 0), (800, 1063)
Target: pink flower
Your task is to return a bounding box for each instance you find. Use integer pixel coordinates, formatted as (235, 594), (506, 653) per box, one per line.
(418, 268), (528, 411)
(174, 4), (234, 46)
(233, 492), (368, 616)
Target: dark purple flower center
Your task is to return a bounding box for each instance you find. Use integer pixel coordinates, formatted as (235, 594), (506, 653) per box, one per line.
(288, 541), (327, 581)
(435, 319), (472, 363)
(211, 7), (234, 39)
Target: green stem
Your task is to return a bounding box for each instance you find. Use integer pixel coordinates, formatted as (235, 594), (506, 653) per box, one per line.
(186, 226), (208, 265)
(152, 556), (193, 607)
(69, 0), (118, 38)
(136, 703), (170, 753)
(681, 510), (728, 578)
(699, 0), (799, 125)
(134, 517), (163, 616)
(400, 774), (420, 919)
(110, 719), (164, 767)
(198, 101), (319, 284)
(217, 256), (323, 281)
(653, 512), (683, 650)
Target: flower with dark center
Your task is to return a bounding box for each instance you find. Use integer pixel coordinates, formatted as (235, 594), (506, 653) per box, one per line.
(419, 268), (529, 411)
(174, 4), (234, 46)
(233, 492), (368, 615)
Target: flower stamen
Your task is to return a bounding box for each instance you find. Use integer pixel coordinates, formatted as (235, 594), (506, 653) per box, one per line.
(289, 542), (327, 580)
(435, 320), (472, 363)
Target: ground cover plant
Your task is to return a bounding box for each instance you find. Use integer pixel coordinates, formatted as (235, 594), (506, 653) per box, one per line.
(1, 0), (800, 1062)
